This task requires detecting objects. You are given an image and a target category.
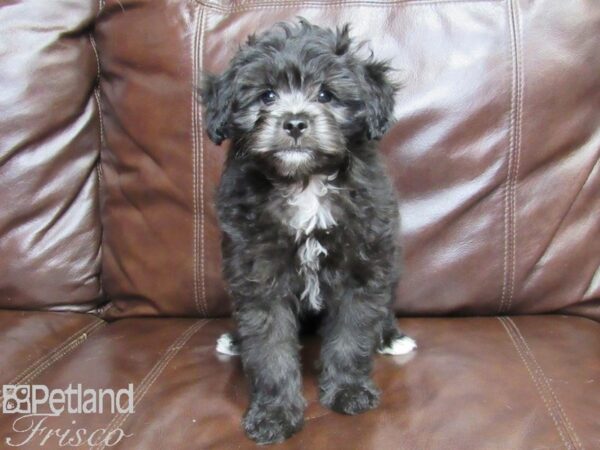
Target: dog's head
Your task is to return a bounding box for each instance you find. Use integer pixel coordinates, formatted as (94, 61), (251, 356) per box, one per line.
(201, 19), (398, 178)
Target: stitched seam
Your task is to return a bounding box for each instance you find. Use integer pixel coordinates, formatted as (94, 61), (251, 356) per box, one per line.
(89, 26), (105, 302)
(196, 0), (502, 13)
(498, 318), (573, 450)
(500, 0), (518, 314)
(89, 33), (101, 83)
(93, 90), (105, 180)
(89, 32), (105, 183)
(14, 321), (106, 386)
(94, 320), (208, 450)
(508, 319), (584, 449)
(499, 318), (572, 449)
(199, 8), (208, 316)
(6, 320), (104, 386)
(505, 0), (516, 312)
(191, 7), (203, 315)
(506, 318), (584, 449)
(0, 320), (105, 399)
(506, 0), (522, 312)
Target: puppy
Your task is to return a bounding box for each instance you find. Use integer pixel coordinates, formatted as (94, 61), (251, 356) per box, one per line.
(202, 19), (415, 444)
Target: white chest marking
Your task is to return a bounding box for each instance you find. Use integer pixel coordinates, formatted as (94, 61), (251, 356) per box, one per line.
(283, 175), (337, 311)
(285, 175), (337, 239)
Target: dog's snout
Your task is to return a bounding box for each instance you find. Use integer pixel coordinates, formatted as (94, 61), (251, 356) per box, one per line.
(283, 116), (308, 140)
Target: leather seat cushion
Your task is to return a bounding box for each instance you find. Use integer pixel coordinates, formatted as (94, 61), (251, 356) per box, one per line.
(0, 314), (597, 449)
(0, 310), (105, 387)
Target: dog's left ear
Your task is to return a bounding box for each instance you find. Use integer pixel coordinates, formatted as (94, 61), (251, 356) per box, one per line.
(200, 71), (235, 145)
(359, 60), (398, 140)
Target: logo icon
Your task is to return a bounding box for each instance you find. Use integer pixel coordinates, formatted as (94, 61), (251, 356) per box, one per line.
(2, 385), (31, 414)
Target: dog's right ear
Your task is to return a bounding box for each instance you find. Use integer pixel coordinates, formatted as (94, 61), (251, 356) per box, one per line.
(200, 71), (234, 145)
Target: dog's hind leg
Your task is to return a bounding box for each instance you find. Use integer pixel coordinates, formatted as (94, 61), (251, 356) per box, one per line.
(216, 330), (241, 356)
(376, 311), (417, 355)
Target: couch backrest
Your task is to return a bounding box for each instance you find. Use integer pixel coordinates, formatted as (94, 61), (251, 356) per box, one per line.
(1, 0), (598, 320)
(0, 0), (103, 311)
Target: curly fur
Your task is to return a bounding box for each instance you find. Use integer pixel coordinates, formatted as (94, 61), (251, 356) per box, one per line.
(201, 19), (412, 444)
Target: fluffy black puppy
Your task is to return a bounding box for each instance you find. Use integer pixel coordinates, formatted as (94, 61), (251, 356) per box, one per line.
(202, 19), (415, 444)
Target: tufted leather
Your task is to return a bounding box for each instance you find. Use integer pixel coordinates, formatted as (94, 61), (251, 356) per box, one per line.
(0, 0), (598, 448)
(0, 0), (103, 311)
(89, 0), (600, 320)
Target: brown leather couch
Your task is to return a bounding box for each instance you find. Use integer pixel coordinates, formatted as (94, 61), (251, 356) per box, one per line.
(1, 1), (598, 448)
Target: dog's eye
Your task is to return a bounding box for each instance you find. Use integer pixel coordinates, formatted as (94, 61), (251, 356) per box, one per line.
(317, 89), (333, 103)
(260, 90), (277, 105)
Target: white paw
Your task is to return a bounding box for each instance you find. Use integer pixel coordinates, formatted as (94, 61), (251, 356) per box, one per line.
(216, 333), (240, 356)
(377, 335), (417, 355)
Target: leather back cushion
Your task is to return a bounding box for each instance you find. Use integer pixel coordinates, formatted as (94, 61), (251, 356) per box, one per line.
(95, 0), (600, 319)
(0, 0), (103, 311)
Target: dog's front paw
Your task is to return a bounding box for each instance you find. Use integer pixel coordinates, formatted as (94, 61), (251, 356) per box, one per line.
(243, 402), (304, 444)
(324, 382), (380, 415)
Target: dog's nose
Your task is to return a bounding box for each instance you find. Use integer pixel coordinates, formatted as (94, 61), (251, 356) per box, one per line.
(283, 116), (308, 140)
